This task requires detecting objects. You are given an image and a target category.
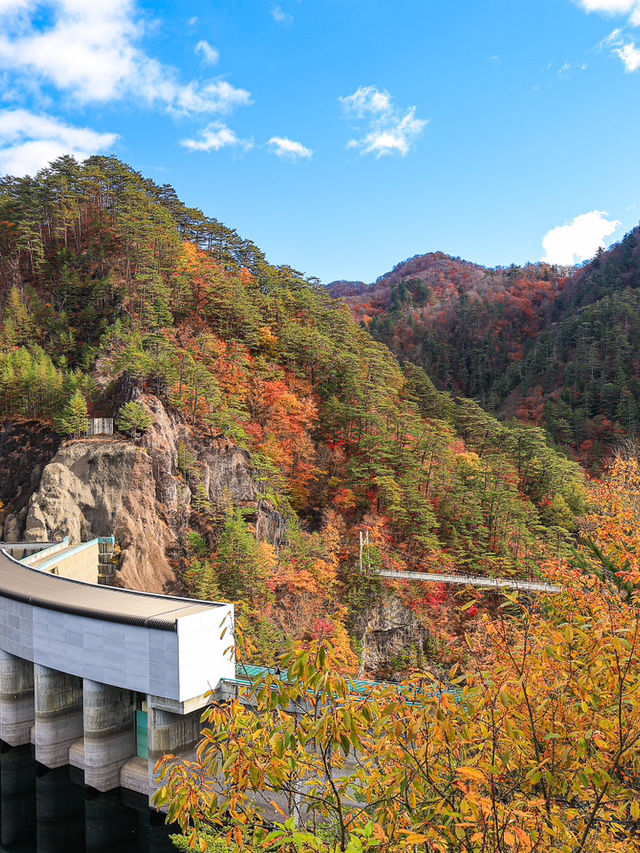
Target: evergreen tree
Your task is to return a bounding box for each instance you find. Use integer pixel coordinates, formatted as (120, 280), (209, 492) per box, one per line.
(56, 390), (89, 438)
(115, 401), (153, 437)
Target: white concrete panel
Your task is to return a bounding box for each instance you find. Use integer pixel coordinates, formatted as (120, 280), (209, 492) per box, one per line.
(176, 604), (235, 702)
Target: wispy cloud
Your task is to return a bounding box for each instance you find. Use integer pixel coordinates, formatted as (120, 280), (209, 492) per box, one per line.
(180, 121), (253, 153)
(615, 39), (640, 67)
(271, 5), (294, 25)
(339, 85), (427, 158)
(267, 136), (312, 160)
(557, 60), (589, 76)
(0, 0), (251, 115)
(195, 40), (220, 67)
(542, 210), (621, 265)
(602, 28), (640, 68)
(0, 108), (118, 176)
(578, 1), (640, 68)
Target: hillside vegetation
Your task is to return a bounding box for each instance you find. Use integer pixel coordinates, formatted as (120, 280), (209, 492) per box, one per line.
(0, 156), (585, 671)
(330, 233), (640, 466)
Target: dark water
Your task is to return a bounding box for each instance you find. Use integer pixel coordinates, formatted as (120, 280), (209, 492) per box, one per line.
(0, 745), (176, 852)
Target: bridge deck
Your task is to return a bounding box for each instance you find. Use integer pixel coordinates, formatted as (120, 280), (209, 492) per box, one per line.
(0, 549), (222, 631)
(379, 570), (561, 593)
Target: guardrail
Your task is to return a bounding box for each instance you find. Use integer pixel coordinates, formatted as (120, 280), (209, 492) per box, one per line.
(20, 537), (71, 566)
(0, 541), (58, 554)
(378, 570), (561, 593)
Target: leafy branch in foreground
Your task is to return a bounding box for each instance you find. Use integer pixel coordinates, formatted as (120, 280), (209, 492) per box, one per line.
(155, 567), (640, 852)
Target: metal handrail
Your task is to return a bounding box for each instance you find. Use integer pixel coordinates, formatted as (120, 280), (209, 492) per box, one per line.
(378, 570), (561, 593)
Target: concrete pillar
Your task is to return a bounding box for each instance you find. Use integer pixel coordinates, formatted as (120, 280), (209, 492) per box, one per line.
(83, 679), (136, 792)
(34, 664), (83, 768)
(0, 649), (35, 746)
(147, 705), (203, 794)
(147, 706), (202, 763)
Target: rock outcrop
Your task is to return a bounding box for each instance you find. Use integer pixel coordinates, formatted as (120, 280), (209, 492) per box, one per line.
(10, 394), (286, 594)
(358, 594), (432, 680)
(23, 438), (178, 592)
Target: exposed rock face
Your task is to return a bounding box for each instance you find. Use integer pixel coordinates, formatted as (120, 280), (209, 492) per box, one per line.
(358, 594), (431, 680)
(14, 394), (286, 594)
(23, 438), (179, 592)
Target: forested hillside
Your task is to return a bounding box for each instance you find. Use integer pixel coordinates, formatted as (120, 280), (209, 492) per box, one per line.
(329, 254), (568, 407)
(0, 156), (585, 673)
(330, 231), (640, 466)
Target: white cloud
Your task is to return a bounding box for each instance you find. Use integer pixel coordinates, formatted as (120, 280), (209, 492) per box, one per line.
(0, 0), (139, 103)
(614, 39), (640, 68)
(600, 27), (640, 68)
(557, 60), (588, 75)
(267, 136), (312, 160)
(579, 0), (640, 22)
(180, 121), (252, 153)
(340, 85), (392, 118)
(579, 0), (636, 11)
(579, 1), (640, 67)
(0, 0), (33, 13)
(542, 210), (621, 265)
(0, 0), (251, 115)
(0, 108), (117, 175)
(137, 70), (251, 115)
(340, 85), (427, 158)
(271, 5), (293, 25)
(195, 40), (219, 66)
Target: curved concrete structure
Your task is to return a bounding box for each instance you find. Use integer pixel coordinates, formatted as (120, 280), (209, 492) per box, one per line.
(0, 544), (234, 798)
(0, 547), (225, 631)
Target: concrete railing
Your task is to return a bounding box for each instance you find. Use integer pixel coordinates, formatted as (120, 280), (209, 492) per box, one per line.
(378, 570), (561, 594)
(0, 541), (57, 553)
(20, 537), (71, 566)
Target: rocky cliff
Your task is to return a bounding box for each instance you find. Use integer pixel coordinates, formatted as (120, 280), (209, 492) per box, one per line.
(358, 594), (433, 680)
(4, 394), (285, 593)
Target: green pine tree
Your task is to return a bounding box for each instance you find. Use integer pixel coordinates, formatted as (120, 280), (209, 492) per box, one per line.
(116, 401), (153, 438)
(56, 390), (89, 438)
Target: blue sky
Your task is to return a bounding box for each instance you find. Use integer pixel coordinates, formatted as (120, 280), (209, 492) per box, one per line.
(0, 0), (639, 283)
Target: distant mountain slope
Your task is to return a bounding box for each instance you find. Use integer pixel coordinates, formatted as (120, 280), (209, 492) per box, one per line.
(500, 228), (640, 465)
(329, 230), (640, 465)
(328, 252), (570, 407)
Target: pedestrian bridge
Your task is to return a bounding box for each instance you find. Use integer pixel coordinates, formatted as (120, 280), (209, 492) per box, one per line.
(0, 540), (234, 800)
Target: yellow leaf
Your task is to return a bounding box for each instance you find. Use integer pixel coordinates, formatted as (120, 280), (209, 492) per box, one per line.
(457, 766), (485, 782)
(270, 799), (286, 818)
(399, 831), (430, 844)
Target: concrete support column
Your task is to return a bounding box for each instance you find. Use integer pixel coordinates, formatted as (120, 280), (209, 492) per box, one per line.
(83, 679), (136, 792)
(34, 664), (83, 768)
(147, 705), (203, 793)
(0, 649), (35, 746)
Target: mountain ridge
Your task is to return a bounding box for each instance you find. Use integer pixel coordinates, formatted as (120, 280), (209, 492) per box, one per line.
(328, 228), (640, 466)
